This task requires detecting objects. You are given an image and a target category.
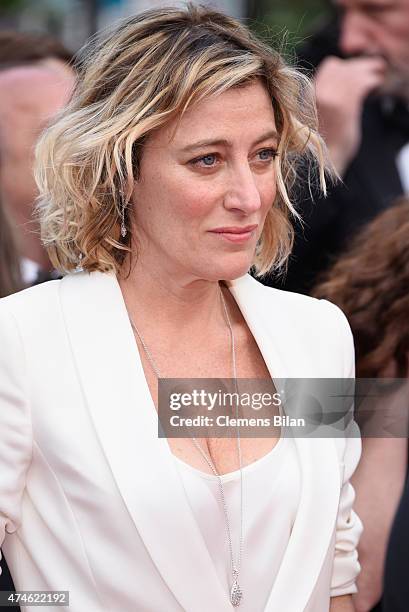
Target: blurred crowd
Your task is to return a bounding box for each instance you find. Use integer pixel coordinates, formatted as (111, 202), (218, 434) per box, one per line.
(0, 1), (408, 612)
(0, 31), (74, 293)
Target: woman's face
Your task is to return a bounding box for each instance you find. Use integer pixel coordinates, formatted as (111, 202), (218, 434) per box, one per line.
(131, 79), (278, 282)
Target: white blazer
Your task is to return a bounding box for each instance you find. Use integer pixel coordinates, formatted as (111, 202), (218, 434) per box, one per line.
(0, 271), (362, 612)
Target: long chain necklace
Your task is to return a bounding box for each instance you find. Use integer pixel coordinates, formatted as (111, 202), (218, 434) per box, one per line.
(128, 284), (244, 607)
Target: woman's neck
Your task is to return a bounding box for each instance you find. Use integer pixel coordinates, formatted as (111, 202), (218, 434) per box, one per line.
(118, 258), (227, 335)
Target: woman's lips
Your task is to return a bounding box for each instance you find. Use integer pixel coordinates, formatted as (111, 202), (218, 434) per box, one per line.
(209, 225), (258, 243)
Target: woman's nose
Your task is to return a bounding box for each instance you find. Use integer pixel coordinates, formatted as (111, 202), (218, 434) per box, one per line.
(223, 165), (262, 214)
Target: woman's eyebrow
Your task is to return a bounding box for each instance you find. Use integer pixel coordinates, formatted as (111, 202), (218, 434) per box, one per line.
(180, 130), (279, 153)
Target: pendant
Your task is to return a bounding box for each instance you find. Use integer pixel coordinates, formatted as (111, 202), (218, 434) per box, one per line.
(230, 579), (242, 607)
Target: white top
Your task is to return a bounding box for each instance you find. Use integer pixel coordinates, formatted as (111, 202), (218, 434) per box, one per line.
(173, 435), (301, 612)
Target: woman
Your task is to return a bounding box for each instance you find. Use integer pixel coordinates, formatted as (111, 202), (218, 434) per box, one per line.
(0, 5), (361, 611)
(313, 198), (409, 612)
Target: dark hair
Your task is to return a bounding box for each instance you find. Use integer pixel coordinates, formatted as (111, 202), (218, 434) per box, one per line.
(0, 201), (23, 298)
(313, 199), (409, 378)
(0, 30), (73, 69)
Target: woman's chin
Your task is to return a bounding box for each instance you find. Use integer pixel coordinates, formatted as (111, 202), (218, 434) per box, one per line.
(199, 258), (253, 282)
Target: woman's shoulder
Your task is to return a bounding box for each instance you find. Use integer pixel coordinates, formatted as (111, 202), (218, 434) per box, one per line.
(230, 274), (355, 377)
(0, 277), (62, 322)
(233, 273), (350, 328)
(0, 270), (116, 347)
(0, 270), (105, 320)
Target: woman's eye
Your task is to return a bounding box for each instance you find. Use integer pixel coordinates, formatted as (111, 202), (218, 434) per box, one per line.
(257, 148), (277, 162)
(189, 149), (277, 169)
(191, 153), (218, 167)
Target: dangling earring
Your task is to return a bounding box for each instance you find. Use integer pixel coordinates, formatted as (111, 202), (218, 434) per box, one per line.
(75, 252), (83, 272)
(120, 192), (127, 238)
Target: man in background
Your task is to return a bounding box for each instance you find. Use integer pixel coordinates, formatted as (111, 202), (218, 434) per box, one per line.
(0, 32), (74, 604)
(0, 32), (75, 287)
(264, 0), (409, 294)
(260, 3), (409, 610)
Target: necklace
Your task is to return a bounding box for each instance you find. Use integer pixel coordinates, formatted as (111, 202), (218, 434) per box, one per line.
(129, 284), (244, 607)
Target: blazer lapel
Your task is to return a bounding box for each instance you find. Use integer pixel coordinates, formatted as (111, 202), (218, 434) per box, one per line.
(60, 270), (232, 612)
(228, 275), (340, 611)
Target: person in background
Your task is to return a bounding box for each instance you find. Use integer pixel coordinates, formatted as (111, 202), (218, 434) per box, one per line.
(0, 32), (75, 286)
(0, 32), (74, 609)
(313, 197), (409, 612)
(382, 463), (409, 610)
(262, 0), (409, 294)
(0, 199), (23, 298)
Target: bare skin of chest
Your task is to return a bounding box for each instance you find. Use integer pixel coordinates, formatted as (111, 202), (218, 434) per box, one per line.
(139, 318), (280, 476)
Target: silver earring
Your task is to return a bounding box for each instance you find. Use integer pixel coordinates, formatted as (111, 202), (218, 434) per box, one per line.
(75, 252), (83, 272)
(120, 192), (127, 238)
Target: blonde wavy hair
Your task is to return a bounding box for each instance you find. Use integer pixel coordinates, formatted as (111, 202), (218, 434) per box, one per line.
(35, 2), (329, 276)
